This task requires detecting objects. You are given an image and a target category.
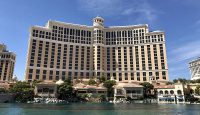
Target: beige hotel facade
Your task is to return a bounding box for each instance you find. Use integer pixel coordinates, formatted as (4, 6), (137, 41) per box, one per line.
(0, 44), (16, 81)
(25, 16), (169, 82)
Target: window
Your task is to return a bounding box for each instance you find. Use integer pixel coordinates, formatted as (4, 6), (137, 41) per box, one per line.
(170, 90), (174, 94)
(131, 73), (134, 80)
(159, 90), (163, 94)
(165, 90), (169, 94)
(29, 69), (33, 73)
(125, 73), (128, 80)
(143, 77), (146, 81)
(177, 90), (182, 95)
(28, 74), (32, 79)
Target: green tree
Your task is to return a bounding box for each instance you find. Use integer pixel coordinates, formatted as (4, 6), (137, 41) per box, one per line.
(88, 79), (96, 85)
(100, 74), (106, 83)
(64, 79), (72, 85)
(140, 82), (154, 98)
(76, 93), (88, 101)
(178, 78), (188, 84)
(184, 87), (191, 95)
(9, 81), (34, 103)
(173, 78), (189, 84)
(190, 80), (196, 84)
(195, 79), (200, 83)
(98, 95), (107, 102)
(195, 85), (200, 95)
(189, 79), (200, 84)
(0, 88), (7, 93)
(173, 79), (178, 83)
(103, 80), (116, 97)
(185, 94), (198, 103)
(57, 80), (73, 100)
(31, 80), (42, 88)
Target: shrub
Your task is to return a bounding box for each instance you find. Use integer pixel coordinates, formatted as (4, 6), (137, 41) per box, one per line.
(88, 79), (96, 85)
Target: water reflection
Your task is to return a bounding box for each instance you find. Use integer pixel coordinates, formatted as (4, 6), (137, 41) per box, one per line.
(0, 103), (200, 115)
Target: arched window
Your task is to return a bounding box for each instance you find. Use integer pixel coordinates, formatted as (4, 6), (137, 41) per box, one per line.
(159, 90), (163, 94)
(165, 90), (169, 94)
(170, 90), (174, 94)
(177, 90), (182, 95)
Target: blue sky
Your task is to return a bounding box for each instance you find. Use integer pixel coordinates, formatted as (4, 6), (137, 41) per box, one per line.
(0, 0), (200, 81)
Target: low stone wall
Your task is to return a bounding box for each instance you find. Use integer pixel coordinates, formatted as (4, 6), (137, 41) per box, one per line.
(0, 93), (14, 103)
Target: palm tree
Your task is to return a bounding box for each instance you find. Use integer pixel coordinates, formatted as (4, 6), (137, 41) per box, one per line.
(140, 82), (154, 98)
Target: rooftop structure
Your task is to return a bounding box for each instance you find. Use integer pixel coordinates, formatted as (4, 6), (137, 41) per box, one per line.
(73, 82), (107, 97)
(113, 82), (143, 101)
(34, 81), (57, 98)
(154, 83), (185, 103)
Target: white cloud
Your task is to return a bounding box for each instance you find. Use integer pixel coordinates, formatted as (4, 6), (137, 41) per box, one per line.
(121, 2), (157, 23)
(169, 40), (200, 63)
(77, 0), (158, 24)
(78, 0), (122, 15)
(169, 65), (186, 72)
(167, 35), (200, 80)
(168, 61), (191, 80)
(122, 8), (134, 15)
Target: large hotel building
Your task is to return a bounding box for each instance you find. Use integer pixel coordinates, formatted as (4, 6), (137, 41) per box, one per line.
(0, 44), (16, 81)
(189, 57), (200, 80)
(25, 17), (169, 82)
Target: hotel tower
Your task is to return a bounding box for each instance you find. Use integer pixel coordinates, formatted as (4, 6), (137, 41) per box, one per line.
(25, 17), (169, 82)
(189, 57), (200, 80)
(0, 44), (16, 81)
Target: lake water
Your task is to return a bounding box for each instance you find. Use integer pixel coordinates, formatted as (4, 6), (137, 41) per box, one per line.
(0, 103), (200, 115)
